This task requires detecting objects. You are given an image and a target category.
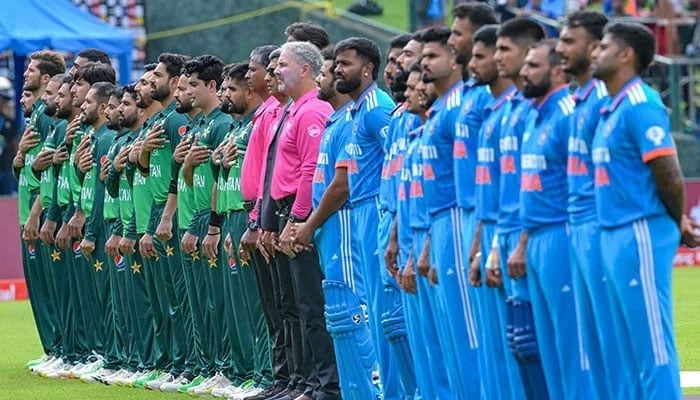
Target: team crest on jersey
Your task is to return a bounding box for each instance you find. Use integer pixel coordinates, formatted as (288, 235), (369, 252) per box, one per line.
(307, 124), (322, 138)
(538, 128), (549, 145)
(463, 99), (474, 113)
(178, 125), (188, 136)
(73, 241), (82, 257)
(645, 126), (665, 145)
(114, 254), (126, 270)
(484, 121), (495, 138)
(577, 113), (586, 130)
(100, 155), (109, 166)
(380, 126), (389, 138)
(603, 120), (615, 137)
(228, 257), (238, 273)
(28, 243), (36, 259)
(426, 122), (436, 136)
(510, 109), (521, 126)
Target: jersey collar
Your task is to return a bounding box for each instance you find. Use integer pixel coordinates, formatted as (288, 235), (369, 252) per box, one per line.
(427, 80), (464, 117)
(488, 85), (517, 111)
(289, 88), (320, 117)
(351, 82), (378, 112)
(328, 100), (353, 126)
(600, 76), (643, 114)
(572, 78), (597, 103)
(535, 85), (570, 122)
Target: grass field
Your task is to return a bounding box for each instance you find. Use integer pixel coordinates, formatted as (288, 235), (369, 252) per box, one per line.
(1, 267), (699, 398)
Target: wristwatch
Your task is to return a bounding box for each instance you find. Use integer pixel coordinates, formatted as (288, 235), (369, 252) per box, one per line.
(247, 220), (257, 231)
(288, 214), (305, 223)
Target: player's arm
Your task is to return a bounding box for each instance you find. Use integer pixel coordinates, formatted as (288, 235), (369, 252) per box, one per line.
(305, 166), (349, 232)
(649, 156), (684, 227)
(507, 231), (528, 279)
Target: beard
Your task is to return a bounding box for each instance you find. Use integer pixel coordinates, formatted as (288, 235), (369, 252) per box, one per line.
(119, 113), (138, 129)
(317, 83), (336, 102)
(335, 73), (362, 95)
(229, 101), (246, 115)
(136, 94), (152, 109)
(24, 79), (40, 92)
(106, 118), (120, 130)
(564, 56), (590, 76)
(44, 102), (57, 117)
(175, 100), (192, 114)
(220, 98), (234, 114)
(390, 69), (409, 103)
(56, 104), (72, 119)
(522, 76), (551, 98)
(151, 84), (170, 102)
(81, 109), (98, 126)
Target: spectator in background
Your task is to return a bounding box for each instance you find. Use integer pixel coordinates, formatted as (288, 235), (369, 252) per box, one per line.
(0, 77), (18, 195)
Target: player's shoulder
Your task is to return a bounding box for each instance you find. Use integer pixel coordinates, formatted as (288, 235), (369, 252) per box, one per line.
(556, 94), (575, 117)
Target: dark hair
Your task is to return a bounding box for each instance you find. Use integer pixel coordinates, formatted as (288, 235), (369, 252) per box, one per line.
(532, 39), (563, 67)
(389, 33), (412, 50)
(90, 82), (116, 103)
(604, 22), (655, 74)
(61, 75), (73, 85)
(285, 22), (330, 50)
(452, 3), (498, 31)
(225, 63), (249, 84)
(250, 45), (279, 68)
(184, 55), (225, 88)
(269, 48), (282, 62)
(29, 50), (66, 77)
(334, 37), (381, 80)
(566, 11), (608, 41)
(122, 83), (137, 100)
(144, 63), (157, 72)
(497, 18), (545, 46)
(158, 52), (190, 78)
(111, 86), (124, 101)
(76, 49), (111, 65)
(473, 24), (499, 48)
(321, 46), (336, 62)
(408, 61), (422, 74)
(49, 73), (67, 84)
(76, 63), (116, 85)
(419, 26), (452, 46)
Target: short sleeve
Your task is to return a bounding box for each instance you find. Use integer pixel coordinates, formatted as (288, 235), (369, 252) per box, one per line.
(365, 106), (393, 145)
(625, 102), (675, 163)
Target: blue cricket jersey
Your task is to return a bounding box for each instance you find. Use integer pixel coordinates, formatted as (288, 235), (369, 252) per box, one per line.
(312, 101), (354, 209)
(592, 77), (676, 229)
(420, 80), (465, 216)
(567, 78), (608, 225)
(408, 127), (430, 230)
(339, 83), (396, 203)
(397, 125), (423, 255)
(475, 85), (516, 222)
(381, 105), (421, 213)
(455, 80), (493, 210)
(520, 85), (575, 231)
(496, 92), (534, 235)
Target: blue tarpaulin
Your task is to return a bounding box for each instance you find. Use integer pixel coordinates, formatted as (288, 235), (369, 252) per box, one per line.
(0, 0), (133, 126)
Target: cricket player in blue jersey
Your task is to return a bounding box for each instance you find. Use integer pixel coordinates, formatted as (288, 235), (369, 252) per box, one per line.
(467, 25), (526, 400)
(334, 37), (416, 399)
(493, 19), (549, 400)
(556, 11), (625, 400)
(418, 26), (480, 399)
(292, 48), (378, 400)
(591, 22), (692, 399)
(519, 39), (589, 400)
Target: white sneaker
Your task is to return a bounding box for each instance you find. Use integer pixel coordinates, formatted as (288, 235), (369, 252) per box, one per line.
(96, 368), (123, 384)
(28, 355), (54, 372)
(145, 372), (175, 390)
(80, 368), (116, 383)
(230, 387), (263, 400)
(211, 384), (242, 398)
(33, 357), (61, 375)
(43, 362), (73, 379)
(73, 359), (103, 379)
(192, 373), (229, 396)
(102, 369), (130, 386)
(120, 370), (146, 386)
(159, 374), (186, 392)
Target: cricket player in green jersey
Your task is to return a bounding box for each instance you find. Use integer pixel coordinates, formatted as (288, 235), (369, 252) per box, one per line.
(136, 53), (195, 390)
(181, 55), (234, 396)
(16, 51), (65, 370)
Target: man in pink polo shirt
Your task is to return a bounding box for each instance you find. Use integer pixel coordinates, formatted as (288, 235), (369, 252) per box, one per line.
(272, 41), (340, 400)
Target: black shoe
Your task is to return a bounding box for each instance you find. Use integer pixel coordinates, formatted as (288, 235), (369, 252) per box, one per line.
(245, 385), (286, 400)
(273, 390), (304, 400)
(348, 0), (383, 16)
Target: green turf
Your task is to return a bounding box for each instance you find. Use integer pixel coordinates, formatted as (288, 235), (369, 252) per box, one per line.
(1, 267), (699, 397)
(0, 300), (168, 399)
(331, 0), (460, 31)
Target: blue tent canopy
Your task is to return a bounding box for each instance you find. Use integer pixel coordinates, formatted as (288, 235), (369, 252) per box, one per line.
(0, 0), (133, 125)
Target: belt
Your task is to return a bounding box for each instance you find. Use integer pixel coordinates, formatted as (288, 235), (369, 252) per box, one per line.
(274, 195), (295, 210)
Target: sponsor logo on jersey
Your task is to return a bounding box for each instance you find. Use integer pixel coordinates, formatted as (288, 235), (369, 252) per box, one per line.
(114, 254), (126, 270)
(73, 241), (82, 257)
(28, 243), (36, 259)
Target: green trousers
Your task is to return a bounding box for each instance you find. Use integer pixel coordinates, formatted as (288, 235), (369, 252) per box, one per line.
(43, 224), (71, 362)
(22, 235), (55, 356)
(226, 210), (272, 385)
(180, 239), (208, 376)
(139, 227), (170, 371)
(190, 209), (228, 376)
(103, 220), (128, 370)
(150, 203), (193, 376)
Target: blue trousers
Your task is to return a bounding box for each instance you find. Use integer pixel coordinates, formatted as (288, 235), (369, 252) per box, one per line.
(570, 220), (624, 400)
(352, 199), (403, 400)
(474, 221), (525, 400)
(431, 207), (480, 399)
(601, 216), (681, 400)
(527, 224), (588, 400)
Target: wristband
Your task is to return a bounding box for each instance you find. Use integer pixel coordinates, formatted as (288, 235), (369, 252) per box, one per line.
(288, 214), (306, 223)
(137, 161), (149, 174)
(168, 178), (178, 194)
(247, 219), (258, 231)
(209, 211), (224, 228)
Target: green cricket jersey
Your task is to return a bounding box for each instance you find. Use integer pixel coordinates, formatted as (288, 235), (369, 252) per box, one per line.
(177, 113), (202, 230)
(103, 128), (129, 221)
(18, 99), (52, 225)
(131, 119), (157, 235)
(148, 101), (189, 205)
(39, 120), (66, 209)
(56, 123), (88, 208)
(81, 123), (116, 242)
(226, 108), (256, 212)
(191, 108), (231, 213)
